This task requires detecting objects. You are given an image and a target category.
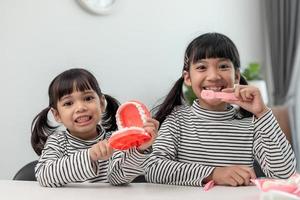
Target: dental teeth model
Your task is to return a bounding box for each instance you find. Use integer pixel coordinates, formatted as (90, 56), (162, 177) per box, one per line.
(108, 100), (151, 150)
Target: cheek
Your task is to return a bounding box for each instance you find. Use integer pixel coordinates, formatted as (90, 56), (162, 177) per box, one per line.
(227, 73), (237, 86)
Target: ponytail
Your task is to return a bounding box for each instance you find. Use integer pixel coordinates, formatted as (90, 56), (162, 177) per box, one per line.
(102, 94), (120, 132)
(153, 77), (184, 127)
(31, 107), (58, 156)
(239, 75), (248, 86)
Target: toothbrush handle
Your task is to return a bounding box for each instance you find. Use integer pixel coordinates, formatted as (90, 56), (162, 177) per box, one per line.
(215, 92), (238, 101)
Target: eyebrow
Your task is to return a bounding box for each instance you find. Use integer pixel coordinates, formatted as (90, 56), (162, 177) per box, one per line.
(60, 95), (71, 101)
(82, 90), (95, 95)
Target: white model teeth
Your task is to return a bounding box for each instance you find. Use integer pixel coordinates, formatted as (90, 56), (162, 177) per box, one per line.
(136, 104), (147, 124)
(116, 101), (147, 130)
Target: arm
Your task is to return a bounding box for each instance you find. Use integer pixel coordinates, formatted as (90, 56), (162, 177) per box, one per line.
(107, 148), (150, 185)
(253, 110), (296, 178)
(108, 118), (159, 185)
(142, 113), (214, 186)
(35, 134), (97, 187)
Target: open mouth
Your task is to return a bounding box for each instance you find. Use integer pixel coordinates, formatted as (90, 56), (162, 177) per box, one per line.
(75, 115), (92, 124)
(203, 86), (224, 92)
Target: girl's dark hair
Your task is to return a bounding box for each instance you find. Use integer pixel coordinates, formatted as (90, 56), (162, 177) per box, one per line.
(153, 32), (252, 126)
(31, 68), (119, 155)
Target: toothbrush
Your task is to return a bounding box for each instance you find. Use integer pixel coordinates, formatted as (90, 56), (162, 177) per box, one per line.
(201, 90), (238, 101)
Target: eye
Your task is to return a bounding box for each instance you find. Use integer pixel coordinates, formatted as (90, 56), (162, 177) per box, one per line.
(219, 63), (231, 70)
(62, 101), (73, 107)
(84, 95), (95, 102)
(195, 64), (207, 71)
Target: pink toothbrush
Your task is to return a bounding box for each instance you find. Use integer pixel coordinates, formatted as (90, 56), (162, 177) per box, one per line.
(201, 90), (238, 101)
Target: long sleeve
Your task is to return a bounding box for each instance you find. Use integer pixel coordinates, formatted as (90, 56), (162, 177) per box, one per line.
(107, 148), (149, 185)
(142, 113), (214, 186)
(253, 110), (296, 178)
(35, 134), (97, 187)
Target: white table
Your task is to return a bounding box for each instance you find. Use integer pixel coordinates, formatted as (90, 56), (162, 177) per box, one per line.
(0, 180), (261, 200)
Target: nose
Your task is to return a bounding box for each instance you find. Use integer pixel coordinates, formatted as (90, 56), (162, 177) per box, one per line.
(75, 101), (87, 113)
(206, 68), (221, 81)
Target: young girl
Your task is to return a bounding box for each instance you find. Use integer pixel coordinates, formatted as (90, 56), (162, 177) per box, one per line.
(31, 68), (158, 187)
(142, 33), (296, 187)
(31, 68), (119, 187)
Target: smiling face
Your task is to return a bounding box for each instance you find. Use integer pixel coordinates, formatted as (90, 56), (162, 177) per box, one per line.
(51, 89), (104, 140)
(183, 58), (240, 111)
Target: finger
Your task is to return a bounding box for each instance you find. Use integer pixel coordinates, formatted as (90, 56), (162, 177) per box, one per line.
(230, 171), (244, 186)
(98, 142), (107, 158)
(106, 143), (114, 156)
(234, 169), (251, 186)
(239, 166), (257, 179)
(227, 177), (238, 187)
(89, 147), (98, 161)
(221, 88), (235, 93)
(234, 84), (242, 99)
(145, 118), (159, 130)
(144, 127), (156, 136)
(240, 89), (253, 101)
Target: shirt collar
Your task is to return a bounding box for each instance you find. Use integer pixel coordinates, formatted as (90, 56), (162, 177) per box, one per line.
(65, 125), (105, 146)
(191, 100), (238, 121)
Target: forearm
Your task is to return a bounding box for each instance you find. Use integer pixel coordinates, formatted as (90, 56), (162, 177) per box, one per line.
(143, 155), (214, 186)
(108, 148), (149, 185)
(253, 110), (296, 178)
(35, 149), (96, 187)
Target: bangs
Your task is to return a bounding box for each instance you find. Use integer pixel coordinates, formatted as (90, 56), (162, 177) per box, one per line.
(50, 68), (101, 105)
(56, 78), (92, 100)
(190, 33), (240, 68)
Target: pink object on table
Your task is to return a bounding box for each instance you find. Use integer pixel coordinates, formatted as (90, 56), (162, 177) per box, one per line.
(251, 173), (300, 197)
(108, 100), (151, 150)
(201, 90), (238, 101)
(203, 180), (215, 191)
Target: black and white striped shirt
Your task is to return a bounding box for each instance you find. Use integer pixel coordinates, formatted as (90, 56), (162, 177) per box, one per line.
(142, 101), (296, 186)
(107, 148), (151, 185)
(35, 126), (111, 187)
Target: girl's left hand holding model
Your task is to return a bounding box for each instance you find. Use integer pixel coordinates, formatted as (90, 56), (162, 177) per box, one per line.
(137, 118), (159, 151)
(222, 85), (270, 118)
(89, 139), (114, 161)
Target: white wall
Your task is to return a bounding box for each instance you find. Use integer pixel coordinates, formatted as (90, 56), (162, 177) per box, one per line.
(0, 0), (265, 179)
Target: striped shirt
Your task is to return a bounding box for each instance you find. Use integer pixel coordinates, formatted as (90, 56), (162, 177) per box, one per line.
(35, 126), (111, 187)
(142, 101), (296, 186)
(107, 148), (151, 185)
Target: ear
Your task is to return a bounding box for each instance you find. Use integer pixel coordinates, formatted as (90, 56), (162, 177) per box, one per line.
(100, 95), (106, 111)
(183, 70), (192, 86)
(234, 69), (241, 84)
(51, 108), (62, 123)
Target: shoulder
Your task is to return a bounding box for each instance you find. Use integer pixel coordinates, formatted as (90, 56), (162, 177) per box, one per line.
(45, 130), (67, 145)
(168, 104), (192, 119)
(162, 104), (191, 125)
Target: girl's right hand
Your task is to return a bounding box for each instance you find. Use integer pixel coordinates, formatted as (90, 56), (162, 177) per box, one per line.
(211, 166), (256, 186)
(89, 139), (113, 161)
(222, 85), (269, 118)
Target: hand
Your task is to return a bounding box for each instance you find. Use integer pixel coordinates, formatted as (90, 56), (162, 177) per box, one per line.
(137, 117), (159, 151)
(211, 166), (256, 186)
(89, 139), (113, 161)
(222, 85), (269, 118)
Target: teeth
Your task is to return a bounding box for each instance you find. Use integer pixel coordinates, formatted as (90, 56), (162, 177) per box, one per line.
(205, 87), (222, 91)
(76, 116), (90, 123)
